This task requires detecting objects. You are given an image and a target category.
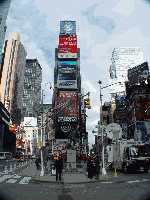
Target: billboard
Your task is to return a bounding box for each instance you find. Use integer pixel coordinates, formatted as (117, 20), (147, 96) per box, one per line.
(135, 99), (150, 120)
(58, 66), (76, 80)
(57, 91), (78, 122)
(57, 80), (77, 89)
(23, 117), (37, 127)
(58, 61), (77, 67)
(128, 62), (149, 85)
(115, 95), (126, 107)
(60, 21), (76, 35)
(58, 36), (77, 58)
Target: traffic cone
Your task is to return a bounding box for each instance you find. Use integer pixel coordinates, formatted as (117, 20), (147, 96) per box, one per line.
(114, 168), (117, 177)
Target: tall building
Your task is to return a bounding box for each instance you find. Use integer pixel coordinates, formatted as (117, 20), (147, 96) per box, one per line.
(54, 21), (81, 141)
(109, 47), (144, 123)
(21, 59), (42, 121)
(0, 0), (11, 66)
(0, 32), (27, 124)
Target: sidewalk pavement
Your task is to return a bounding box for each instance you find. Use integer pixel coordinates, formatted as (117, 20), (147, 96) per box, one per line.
(32, 161), (112, 183)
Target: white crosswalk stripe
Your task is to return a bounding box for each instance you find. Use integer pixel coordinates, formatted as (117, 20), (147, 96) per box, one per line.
(0, 174), (32, 184)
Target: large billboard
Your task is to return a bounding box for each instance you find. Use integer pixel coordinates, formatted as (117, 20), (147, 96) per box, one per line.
(115, 95), (126, 108)
(23, 117), (37, 127)
(135, 99), (150, 120)
(58, 66), (76, 80)
(57, 91), (78, 122)
(60, 21), (76, 35)
(58, 36), (77, 58)
(128, 62), (149, 85)
(57, 80), (77, 89)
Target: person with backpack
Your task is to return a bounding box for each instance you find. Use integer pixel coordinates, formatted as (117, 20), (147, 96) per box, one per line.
(54, 156), (63, 181)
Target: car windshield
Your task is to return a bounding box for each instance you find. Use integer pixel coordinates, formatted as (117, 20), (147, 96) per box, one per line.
(0, 153), (4, 156)
(5, 153), (11, 156)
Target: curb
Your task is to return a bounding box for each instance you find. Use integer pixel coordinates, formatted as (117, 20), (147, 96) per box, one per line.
(32, 175), (112, 184)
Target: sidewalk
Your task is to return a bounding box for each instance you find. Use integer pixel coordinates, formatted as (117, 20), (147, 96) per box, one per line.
(32, 161), (112, 183)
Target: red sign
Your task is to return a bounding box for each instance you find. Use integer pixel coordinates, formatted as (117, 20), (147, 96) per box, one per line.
(58, 36), (77, 53)
(135, 99), (150, 120)
(57, 91), (78, 118)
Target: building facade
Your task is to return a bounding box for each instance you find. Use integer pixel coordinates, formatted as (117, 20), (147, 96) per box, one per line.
(0, 32), (27, 124)
(21, 59), (42, 121)
(0, 0), (11, 66)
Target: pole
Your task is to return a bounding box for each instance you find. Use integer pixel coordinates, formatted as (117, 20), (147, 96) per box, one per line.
(134, 101), (137, 141)
(99, 82), (106, 175)
(40, 89), (44, 176)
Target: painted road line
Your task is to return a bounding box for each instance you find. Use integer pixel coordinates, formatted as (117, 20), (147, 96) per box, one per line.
(19, 176), (32, 184)
(6, 179), (17, 183)
(0, 175), (13, 182)
(13, 175), (21, 179)
(100, 182), (113, 184)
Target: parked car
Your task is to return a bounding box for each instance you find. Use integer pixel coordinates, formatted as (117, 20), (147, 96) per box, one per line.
(31, 155), (36, 159)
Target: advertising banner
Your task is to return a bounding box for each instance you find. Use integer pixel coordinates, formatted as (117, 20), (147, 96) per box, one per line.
(57, 80), (77, 89)
(58, 66), (76, 80)
(135, 99), (150, 120)
(115, 95), (126, 107)
(60, 21), (76, 35)
(23, 117), (37, 127)
(128, 62), (149, 85)
(58, 36), (77, 58)
(58, 61), (77, 67)
(57, 91), (78, 122)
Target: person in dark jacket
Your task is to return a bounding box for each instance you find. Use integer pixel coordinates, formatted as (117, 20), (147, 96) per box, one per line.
(87, 158), (91, 178)
(35, 156), (41, 170)
(95, 157), (100, 180)
(90, 159), (94, 179)
(54, 156), (63, 181)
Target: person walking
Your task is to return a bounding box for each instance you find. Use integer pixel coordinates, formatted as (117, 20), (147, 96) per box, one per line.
(89, 158), (94, 179)
(87, 157), (91, 178)
(54, 156), (63, 181)
(95, 156), (100, 180)
(35, 156), (41, 170)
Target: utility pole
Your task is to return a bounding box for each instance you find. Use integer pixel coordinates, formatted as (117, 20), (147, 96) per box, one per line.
(40, 89), (44, 176)
(98, 80), (106, 175)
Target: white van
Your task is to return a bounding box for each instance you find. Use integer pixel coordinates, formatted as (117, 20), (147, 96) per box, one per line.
(0, 152), (12, 160)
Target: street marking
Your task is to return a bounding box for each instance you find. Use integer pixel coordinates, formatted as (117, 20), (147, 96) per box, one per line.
(19, 176), (32, 184)
(13, 175), (21, 179)
(100, 182), (113, 184)
(0, 175), (13, 182)
(6, 179), (17, 183)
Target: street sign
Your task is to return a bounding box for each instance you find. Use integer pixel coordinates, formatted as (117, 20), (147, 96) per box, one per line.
(95, 125), (100, 128)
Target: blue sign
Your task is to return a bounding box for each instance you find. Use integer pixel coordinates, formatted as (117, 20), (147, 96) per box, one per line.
(60, 21), (76, 35)
(58, 61), (77, 66)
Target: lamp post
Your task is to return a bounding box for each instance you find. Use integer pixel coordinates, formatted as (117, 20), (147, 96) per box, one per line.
(98, 80), (106, 175)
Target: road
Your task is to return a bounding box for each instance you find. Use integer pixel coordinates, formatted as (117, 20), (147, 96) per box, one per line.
(0, 160), (150, 199)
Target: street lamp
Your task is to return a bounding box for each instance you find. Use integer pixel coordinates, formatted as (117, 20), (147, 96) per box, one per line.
(98, 80), (106, 175)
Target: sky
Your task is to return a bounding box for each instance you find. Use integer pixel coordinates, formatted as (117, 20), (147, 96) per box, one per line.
(5, 0), (150, 149)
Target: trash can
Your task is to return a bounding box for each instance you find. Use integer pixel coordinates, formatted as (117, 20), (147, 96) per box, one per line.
(50, 163), (56, 176)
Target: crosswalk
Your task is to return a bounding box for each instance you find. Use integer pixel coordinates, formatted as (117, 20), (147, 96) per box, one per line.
(0, 173), (32, 185)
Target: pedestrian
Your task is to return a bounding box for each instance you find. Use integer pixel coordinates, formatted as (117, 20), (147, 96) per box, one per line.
(95, 156), (100, 180)
(90, 159), (94, 179)
(35, 156), (41, 170)
(54, 156), (63, 181)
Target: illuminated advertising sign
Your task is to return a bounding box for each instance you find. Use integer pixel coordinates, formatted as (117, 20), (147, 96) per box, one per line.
(115, 95), (125, 107)
(23, 117), (37, 127)
(60, 21), (76, 35)
(57, 91), (78, 122)
(57, 80), (77, 88)
(58, 66), (76, 80)
(58, 61), (77, 67)
(135, 99), (150, 120)
(58, 36), (77, 58)
(128, 62), (149, 85)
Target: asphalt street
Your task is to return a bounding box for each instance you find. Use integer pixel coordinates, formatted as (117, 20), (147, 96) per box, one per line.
(0, 160), (150, 199)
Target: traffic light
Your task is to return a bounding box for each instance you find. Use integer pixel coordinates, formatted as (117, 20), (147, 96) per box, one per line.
(85, 98), (91, 109)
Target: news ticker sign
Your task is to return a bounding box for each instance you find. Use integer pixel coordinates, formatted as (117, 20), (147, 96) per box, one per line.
(58, 117), (77, 123)
(58, 36), (77, 58)
(60, 21), (76, 35)
(57, 91), (78, 119)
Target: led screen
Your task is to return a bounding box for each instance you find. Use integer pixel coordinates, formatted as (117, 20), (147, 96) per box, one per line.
(57, 91), (78, 122)
(58, 66), (76, 80)
(58, 36), (77, 58)
(60, 21), (76, 35)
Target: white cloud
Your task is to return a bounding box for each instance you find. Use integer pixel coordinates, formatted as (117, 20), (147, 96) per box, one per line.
(83, 80), (97, 94)
(23, 21), (32, 29)
(93, 106), (100, 113)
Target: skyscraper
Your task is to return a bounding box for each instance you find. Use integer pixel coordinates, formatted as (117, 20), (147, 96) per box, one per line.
(0, 32), (27, 125)
(0, 0), (11, 66)
(21, 59), (42, 121)
(109, 47), (144, 123)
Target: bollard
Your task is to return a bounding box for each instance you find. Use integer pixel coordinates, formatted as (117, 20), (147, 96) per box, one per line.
(14, 164), (16, 170)
(114, 168), (117, 177)
(5, 166), (8, 174)
(10, 165), (12, 172)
